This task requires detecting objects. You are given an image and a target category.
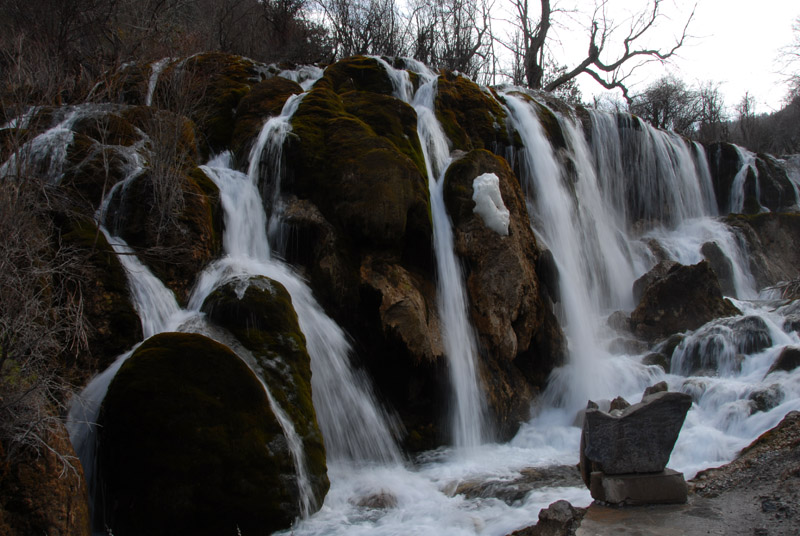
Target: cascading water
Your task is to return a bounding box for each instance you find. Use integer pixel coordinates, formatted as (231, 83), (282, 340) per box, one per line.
(379, 57), (488, 448)
(729, 146), (759, 213)
(24, 59), (798, 536)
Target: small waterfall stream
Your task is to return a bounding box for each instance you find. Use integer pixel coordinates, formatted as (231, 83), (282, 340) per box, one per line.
(380, 58), (488, 448)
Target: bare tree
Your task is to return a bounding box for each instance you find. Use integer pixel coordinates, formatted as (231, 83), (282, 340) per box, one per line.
(0, 176), (88, 463)
(409, 0), (495, 79)
(316, 0), (405, 58)
(629, 74), (697, 134)
(506, 0), (694, 103)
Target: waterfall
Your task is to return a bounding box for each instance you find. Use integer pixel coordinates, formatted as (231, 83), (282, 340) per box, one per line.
(379, 57), (487, 448)
(145, 58), (171, 107)
(729, 146), (759, 213)
(246, 93), (304, 251)
(197, 100), (402, 464)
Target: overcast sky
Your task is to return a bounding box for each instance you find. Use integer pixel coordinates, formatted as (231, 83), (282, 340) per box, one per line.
(554, 0), (800, 113)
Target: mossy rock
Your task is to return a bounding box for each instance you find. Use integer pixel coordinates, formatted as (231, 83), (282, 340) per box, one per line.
(341, 90), (426, 176)
(97, 332), (301, 536)
(56, 214), (142, 376)
(71, 112), (139, 147)
(231, 76), (304, 162)
(104, 166), (222, 304)
(108, 61), (150, 105)
(435, 71), (510, 152)
(158, 53), (268, 155)
(315, 56), (394, 95)
(120, 106), (200, 167)
(201, 276), (328, 506)
(287, 85), (432, 253)
(61, 134), (135, 215)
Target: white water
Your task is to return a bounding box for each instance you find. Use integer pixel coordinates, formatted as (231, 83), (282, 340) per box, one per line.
(381, 57), (488, 448)
(145, 57), (172, 107)
(729, 146), (759, 213)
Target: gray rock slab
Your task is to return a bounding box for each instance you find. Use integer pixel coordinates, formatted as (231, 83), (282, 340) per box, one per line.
(583, 391), (692, 474)
(589, 469), (688, 505)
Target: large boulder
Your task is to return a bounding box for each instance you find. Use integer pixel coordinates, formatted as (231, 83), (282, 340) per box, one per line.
(700, 241), (736, 297)
(200, 275), (329, 505)
(280, 57), (448, 450)
(632, 259), (678, 303)
(96, 332), (306, 536)
(444, 149), (566, 438)
(631, 261), (741, 340)
(581, 390), (692, 478)
(0, 424), (90, 536)
(768, 346), (800, 375)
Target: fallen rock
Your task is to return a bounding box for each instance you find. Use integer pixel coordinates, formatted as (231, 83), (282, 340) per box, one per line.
(581, 391), (692, 476)
(508, 500), (586, 536)
(643, 381), (669, 398)
(631, 261), (741, 341)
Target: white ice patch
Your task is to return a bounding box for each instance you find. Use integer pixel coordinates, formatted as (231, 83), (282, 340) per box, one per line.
(472, 173), (510, 236)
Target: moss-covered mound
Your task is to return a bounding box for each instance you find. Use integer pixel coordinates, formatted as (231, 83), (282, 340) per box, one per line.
(443, 149), (566, 438)
(161, 53), (268, 154)
(435, 71), (510, 152)
(230, 76), (304, 162)
(104, 165), (222, 304)
(287, 80), (431, 253)
(201, 276), (329, 506)
(97, 332), (301, 536)
(315, 56), (395, 95)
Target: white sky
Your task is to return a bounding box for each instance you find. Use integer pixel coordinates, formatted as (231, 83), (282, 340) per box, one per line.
(535, 0), (800, 113)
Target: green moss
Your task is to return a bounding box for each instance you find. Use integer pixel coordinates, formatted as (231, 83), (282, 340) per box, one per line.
(71, 113), (139, 146)
(288, 85), (432, 250)
(435, 71), (509, 152)
(99, 332), (307, 536)
(317, 56), (394, 95)
(231, 76), (304, 161)
(341, 90), (426, 177)
(200, 277), (328, 504)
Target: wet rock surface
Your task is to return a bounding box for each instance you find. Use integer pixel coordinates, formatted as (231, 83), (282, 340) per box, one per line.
(581, 391), (692, 476)
(631, 261), (741, 340)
